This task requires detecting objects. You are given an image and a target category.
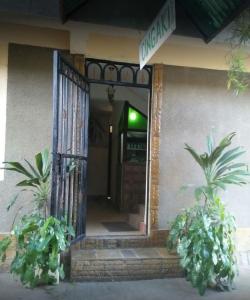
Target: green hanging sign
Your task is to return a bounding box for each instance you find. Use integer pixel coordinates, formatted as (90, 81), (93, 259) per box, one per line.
(139, 0), (176, 69)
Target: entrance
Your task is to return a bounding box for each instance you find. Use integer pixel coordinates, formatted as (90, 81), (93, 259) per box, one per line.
(86, 84), (150, 235)
(51, 53), (152, 240)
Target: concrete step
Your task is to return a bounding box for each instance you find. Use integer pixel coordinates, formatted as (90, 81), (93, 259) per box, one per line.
(70, 231), (168, 250)
(128, 213), (144, 229)
(70, 247), (183, 281)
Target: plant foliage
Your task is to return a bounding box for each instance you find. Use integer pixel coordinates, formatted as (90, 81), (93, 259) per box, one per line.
(227, 9), (250, 95)
(2, 149), (51, 214)
(167, 133), (249, 295)
(10, 214), (74, 287)
(0, 236), (12, 262)
(0, 149), (75, 287)
(227, 52), (249, 96)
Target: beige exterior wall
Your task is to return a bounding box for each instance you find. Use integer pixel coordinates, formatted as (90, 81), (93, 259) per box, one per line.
(0, 22), (69, 50)
(159, 65), (250, 231)
(0, 20), (249, 251)
(0, 43), (8, 181)
(0, 18), (249, 71)
(0, 44), (53, 232)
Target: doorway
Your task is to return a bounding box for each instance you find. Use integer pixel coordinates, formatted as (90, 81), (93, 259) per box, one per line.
(86, 84), (151, 236)
(85, 58), (152, 236)
(51, 54), (152, 240)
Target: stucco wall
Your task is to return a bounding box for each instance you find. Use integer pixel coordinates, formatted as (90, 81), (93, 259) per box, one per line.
(0, 17), (249, 72)
(0, 44), (53, 232)
(0, 43), (8, 181)
(1, 45), (250, 234)
(159, 65), (250, 229)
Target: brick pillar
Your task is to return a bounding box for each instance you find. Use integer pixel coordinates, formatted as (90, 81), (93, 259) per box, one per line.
(73, 54), (85, 75)
(149, 64), (164, 230)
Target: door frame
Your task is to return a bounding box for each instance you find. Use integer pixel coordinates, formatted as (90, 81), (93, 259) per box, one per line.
(84, 57), (153, 236)
(84, 62), (165, 236)
(51, 53), (164, 238)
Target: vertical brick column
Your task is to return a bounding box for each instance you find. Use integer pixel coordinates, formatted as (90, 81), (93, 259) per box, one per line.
(73, 54), (85, 75)
(149, 64), (164, 230)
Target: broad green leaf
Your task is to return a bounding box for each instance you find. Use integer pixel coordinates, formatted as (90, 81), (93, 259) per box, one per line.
(16, 179), (38, 187)
(35, 152), (43, 176)
(216, 147), (241, 165)
(41, 149), (50, 175)
(213, 181), (226, 190)
(212, 252), (218, 265)
(218, 132), (236, 148)
(218, 170), (250, 181)
(2, 162), (33, 178)
(184, 144), (203, 168)
(215, 163), (247, 178)
(209, 133), (235, 162)
(217, 151), (246, 169)
(207, 134), (214, 155)
(0, 236), (12, 262)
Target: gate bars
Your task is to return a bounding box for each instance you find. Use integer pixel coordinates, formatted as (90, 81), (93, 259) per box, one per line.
(51, 51), (89, 239)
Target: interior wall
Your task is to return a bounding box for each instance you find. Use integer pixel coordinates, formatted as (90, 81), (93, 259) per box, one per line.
(89, 84), (149, 201)
(158, 65), (250, 229)
(90, 84), (149, 115)
(87, 106), (111, 197)
(0, 44), (53, 232)
(111, 101), (124, 204)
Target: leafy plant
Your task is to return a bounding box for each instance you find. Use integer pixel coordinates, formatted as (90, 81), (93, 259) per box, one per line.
(2, 149), (51, 216)
(0, 149), (75, 287)
(9, 214), (74, 287)
(227, 52), (249, 96)
(227, 9), (250, 95)
(0, 236), (12, 262)
(167, 132), (249, 295)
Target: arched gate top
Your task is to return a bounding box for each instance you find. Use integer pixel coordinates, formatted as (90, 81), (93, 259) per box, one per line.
(85, 58), (152, 90)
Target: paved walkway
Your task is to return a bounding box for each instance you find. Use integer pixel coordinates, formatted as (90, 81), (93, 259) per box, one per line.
(0, 268), (250, 300)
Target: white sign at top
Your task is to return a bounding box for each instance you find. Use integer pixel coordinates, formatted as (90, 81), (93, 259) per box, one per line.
(139, 0), (176, 69)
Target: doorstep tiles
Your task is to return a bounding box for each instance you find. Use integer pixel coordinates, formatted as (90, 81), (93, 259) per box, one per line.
(95, 249), (123, 259)
(134, 248), (160, 258)
(121, 249), (137, 258)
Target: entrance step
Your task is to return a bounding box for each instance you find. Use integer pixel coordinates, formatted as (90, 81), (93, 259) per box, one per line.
(70, 247), (183, 281)
(71, 232), (168, 250)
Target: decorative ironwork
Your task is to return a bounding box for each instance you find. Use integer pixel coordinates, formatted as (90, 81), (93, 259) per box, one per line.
(85, 58), (152, 89)
(51, 51), (89, 240)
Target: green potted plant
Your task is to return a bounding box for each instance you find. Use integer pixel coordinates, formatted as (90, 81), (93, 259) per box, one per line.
(10, 214), (74, 287)
(167, 132), (249, 295)
(3, 149), (51, 216)
(0, 149), (75, 287)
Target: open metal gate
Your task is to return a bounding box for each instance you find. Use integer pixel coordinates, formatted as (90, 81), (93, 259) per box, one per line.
(51, 51), (89, 240)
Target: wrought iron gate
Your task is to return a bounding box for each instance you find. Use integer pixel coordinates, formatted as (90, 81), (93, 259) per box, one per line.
(51, 51), (89, 240)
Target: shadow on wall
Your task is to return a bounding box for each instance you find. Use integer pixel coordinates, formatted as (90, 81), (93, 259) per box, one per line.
(0, 43), (53, 232)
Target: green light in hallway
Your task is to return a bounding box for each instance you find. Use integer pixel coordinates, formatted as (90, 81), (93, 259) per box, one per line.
(127, 106), (147, 130)
(129, 111), (137, 121)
